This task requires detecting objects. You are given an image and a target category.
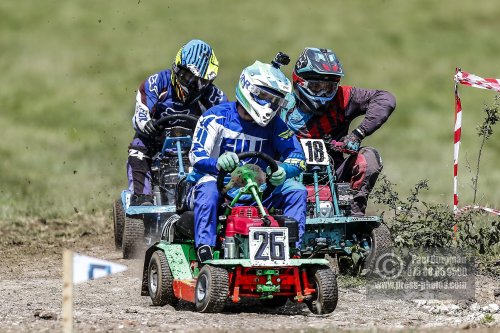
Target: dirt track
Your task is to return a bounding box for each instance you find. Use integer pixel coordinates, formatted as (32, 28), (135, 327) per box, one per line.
(1, 216), (500, 333)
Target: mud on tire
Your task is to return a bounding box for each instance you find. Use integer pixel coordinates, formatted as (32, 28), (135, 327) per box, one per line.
(362, 222), (393, 274)
(122, 216), (145, 259)
(148, 250), (179, 307)
(113, 199), (125, 249)
(195, 265), (229, 313)
(305, 267), (338, 314)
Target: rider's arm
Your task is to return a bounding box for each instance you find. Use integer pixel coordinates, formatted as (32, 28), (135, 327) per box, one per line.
(272, 118), (306, 179)
(345, 87), (396, 137)
(281, 150), (306, 179)
(189, 112), (223, 175)
(132, 71), (169, 133)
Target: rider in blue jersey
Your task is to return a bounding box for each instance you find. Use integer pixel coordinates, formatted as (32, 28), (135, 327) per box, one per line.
(127, 40), (227, 205)
(188, 56), (307, 262)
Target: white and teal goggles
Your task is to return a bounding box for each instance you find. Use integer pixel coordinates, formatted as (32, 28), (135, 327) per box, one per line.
(249, 85), (288, 111)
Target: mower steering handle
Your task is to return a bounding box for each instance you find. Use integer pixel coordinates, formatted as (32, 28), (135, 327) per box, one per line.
(237, 151), (278, 173)
(216, 151), (279, 199)
(153, 114), (199, 130)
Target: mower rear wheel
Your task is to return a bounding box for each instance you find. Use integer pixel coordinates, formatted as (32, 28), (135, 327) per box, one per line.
(305, 267), (338, 314)
(113, 199), (125, 249)
(148, 250), (179, 307)
(122, 216), (145, 259)
(195, 265), (229, 313)
(362, 222), (393, 274)
(259, 296), (288, 308)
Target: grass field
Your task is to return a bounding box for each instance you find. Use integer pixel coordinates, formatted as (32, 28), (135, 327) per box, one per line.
(1, 0), (499, 219)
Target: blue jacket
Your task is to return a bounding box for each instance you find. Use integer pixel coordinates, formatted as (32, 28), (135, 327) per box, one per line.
(189, 101), (306, 177)
(133, 69), (227, 133)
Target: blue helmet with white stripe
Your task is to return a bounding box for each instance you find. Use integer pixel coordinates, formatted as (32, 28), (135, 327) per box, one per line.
(235, 60), (291, 127)
(172, 39), (220, 104)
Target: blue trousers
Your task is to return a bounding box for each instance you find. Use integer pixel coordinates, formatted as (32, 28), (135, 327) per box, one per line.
(191, 177), (307, 248)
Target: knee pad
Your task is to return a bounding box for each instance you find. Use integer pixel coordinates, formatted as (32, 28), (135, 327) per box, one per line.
(359, 147), (383, 172)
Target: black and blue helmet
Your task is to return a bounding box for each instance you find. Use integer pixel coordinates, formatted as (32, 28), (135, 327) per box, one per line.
(293, 47), (344, 114)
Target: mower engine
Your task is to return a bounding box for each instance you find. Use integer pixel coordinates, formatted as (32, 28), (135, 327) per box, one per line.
(222, 206), (299, 260)
(157, 156), (190, 205)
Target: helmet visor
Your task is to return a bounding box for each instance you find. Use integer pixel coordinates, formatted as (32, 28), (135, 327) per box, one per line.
(248, 85), (287, 111)
(174, 65), (211, 92)
(301, 79), (339, 98)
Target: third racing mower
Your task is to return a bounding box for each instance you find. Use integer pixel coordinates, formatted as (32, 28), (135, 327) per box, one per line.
(299, 138), (393, 274)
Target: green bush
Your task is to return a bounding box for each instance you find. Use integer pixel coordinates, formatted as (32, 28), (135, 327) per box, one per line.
(372, 97), (499, 259)
(372, 175), (500, 256)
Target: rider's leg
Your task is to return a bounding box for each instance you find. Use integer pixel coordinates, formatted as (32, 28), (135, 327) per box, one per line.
(262, 179), (307, 249)
(336, 147), (383, 216)
(191, 177), (221, 261)
(127, 135), (154, 205)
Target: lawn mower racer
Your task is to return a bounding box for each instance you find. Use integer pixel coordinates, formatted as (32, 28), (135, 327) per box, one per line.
(113, 39), (227, 259)
(188, 54), (307, 263)
(282, 47), (395, 272)
(114, 114), (199, 259)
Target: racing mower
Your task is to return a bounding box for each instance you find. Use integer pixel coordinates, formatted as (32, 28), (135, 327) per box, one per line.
(298, 138), (393, 274)
(141, 151), (338, 314)
(113, 114), (198, 259)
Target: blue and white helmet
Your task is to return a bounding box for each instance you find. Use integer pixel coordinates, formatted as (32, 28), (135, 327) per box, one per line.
(235, 61), (291, 127)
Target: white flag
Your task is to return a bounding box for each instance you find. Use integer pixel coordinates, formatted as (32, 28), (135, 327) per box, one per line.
(72, 253), (127, 284)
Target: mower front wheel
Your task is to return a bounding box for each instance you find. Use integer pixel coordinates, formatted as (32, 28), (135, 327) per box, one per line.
(195, 265), (229, 313)
(305, 267), (338, 314)
(362, 222), (393, 274)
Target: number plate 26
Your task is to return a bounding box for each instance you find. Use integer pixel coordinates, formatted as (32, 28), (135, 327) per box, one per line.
(249, 227), (290, 266)
(300, 139), (329, 166)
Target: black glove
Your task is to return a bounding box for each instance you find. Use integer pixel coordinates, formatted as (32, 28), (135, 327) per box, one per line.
(142, 120), (161, 136)
(342, 128), (365, 153)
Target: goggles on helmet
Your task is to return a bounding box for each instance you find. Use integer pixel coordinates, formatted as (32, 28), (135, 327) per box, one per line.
(299, 78), (339, 98)
(249, 85), (287, 111)
(173, 64), (211, 91)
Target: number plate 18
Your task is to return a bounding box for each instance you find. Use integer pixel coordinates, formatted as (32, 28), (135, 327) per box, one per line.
(249, 227), (290, 266)
(300, 139), (329, 165)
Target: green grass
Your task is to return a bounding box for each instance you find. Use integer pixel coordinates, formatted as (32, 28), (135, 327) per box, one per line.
(1, 0), (500, 219)
(481, 314), (495, 325)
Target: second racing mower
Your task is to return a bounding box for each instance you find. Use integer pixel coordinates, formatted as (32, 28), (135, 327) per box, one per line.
(113, 114), (198, 259)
